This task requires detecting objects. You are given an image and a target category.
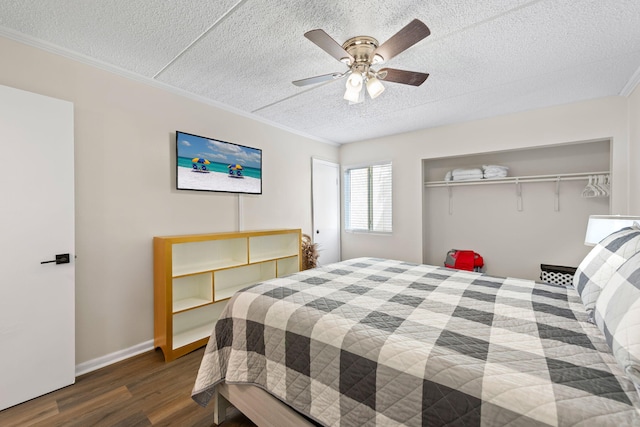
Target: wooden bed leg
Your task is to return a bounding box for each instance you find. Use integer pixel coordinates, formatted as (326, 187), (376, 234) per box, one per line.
(213, 387), (231, 425)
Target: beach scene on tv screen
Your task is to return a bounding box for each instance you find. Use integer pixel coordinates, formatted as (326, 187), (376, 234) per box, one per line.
(177, 132), (261, 194)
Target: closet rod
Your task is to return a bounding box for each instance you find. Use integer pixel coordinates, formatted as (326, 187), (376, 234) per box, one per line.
(424, 171), (610, 188)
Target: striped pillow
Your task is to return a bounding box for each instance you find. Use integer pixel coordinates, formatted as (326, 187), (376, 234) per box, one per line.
(594, 251), (640, 388)
(573, 225), (640, 319)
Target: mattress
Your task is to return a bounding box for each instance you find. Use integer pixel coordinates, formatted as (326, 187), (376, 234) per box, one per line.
(192, 257), (640, 426)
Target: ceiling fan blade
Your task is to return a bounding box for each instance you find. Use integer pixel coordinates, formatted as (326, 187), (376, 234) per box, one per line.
(378, 68), (429, 86)
(373, 19), (430, 63)
(305, 29), (355, 64)
(292, 72), (347, 87)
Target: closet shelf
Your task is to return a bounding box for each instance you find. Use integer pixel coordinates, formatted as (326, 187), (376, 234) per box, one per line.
(423, 171), (610, 188)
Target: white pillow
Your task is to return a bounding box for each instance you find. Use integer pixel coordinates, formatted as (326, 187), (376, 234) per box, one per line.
(573, 225), (640, 319)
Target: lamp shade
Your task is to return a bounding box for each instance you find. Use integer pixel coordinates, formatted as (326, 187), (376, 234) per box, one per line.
(344, 85), (362, 103)
(344, 71), (364, 103)
(584, 215), (640, 245)
(366, 77), (385, 99)
(345, 71), (363, 90)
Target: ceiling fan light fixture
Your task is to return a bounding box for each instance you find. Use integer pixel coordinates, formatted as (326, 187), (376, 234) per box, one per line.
(344, 85), (362, 103)
(346, 71), (363, 89)
(344, 71), (364, 102)
(366, 77), (385, 99)
(345, 85), (365, 104)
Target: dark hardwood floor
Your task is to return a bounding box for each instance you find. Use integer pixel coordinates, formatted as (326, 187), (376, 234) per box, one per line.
(0, 347), (257, 427)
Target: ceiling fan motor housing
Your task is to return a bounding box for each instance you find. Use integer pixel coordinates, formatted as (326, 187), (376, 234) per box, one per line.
(341, 36), (380, 68)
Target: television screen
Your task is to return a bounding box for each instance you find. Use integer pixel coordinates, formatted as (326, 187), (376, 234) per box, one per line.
(176, 131), (262, 194)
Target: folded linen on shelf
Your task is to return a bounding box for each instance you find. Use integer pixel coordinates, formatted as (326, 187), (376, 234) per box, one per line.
(443, 166), (508, 181)
(453, 174), (483, 181)
(483, 172), (508, 179)
(452, 168), (483, 177)
(482, 164), (509, 179)
(482, 164), (509, 172)
(451, 168), (483, 181)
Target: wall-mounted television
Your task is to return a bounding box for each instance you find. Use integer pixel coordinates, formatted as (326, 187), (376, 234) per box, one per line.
(176, 131), (262, 194)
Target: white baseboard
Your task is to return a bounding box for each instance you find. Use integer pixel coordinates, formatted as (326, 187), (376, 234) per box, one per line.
(75, 340), (155, 377)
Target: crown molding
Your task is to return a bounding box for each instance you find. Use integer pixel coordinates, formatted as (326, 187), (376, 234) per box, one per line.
(0, 27), (339, 146)
(621, 64), (640, 97)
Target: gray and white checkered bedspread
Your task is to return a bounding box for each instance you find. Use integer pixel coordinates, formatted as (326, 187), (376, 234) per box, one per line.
(192, 258), (640, 426)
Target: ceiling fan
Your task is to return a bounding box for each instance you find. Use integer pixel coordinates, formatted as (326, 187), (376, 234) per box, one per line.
(293, 19), (431, 103)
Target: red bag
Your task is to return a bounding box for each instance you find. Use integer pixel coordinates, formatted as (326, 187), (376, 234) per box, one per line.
(445, 249), (484, 272)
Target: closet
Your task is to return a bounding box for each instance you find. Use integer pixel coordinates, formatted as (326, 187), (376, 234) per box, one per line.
(422, 140), (610, 280)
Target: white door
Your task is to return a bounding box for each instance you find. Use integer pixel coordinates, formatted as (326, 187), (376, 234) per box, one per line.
(0, 85), (75, 410)
(312, 158), (340, 265)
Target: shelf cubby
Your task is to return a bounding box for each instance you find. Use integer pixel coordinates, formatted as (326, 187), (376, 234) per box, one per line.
(249, 233), (299, 263)
(277, 256), (300, 277)
(172, 273), (213, 313)
(214, 261), (276, 302)
(172, 303), (227, 350)
(172, 238), (247, 276)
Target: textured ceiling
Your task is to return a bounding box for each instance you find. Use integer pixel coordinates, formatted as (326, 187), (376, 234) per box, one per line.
(1, 0), (639, 144)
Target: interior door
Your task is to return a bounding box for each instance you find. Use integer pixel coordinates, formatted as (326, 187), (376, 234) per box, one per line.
(0, 84), (75, 410)
(312, 158), (340, 265)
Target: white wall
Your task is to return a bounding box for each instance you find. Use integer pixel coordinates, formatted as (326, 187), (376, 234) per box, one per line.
(340, 96), (631, 267)
(0, 36), (339, 365)
(629, 84), (640, 214)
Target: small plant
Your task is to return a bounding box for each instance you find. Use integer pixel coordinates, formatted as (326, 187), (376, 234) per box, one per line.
(301, 234), (319, 270)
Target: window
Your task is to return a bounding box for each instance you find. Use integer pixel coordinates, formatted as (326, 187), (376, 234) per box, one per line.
(344, 162), (392, 233)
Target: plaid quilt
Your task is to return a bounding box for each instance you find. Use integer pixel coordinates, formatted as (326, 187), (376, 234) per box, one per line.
(192, 258), (640, 426)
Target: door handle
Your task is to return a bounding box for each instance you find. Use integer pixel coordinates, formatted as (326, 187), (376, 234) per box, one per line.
(41, 253), (70, 265)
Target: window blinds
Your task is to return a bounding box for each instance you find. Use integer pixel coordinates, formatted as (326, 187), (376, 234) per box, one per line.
(345, 163), (392, 233)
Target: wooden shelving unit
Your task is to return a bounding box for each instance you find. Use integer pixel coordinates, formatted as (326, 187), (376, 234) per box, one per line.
(154, 229), (301, 362)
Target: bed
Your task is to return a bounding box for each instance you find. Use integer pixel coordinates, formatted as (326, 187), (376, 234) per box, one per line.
(192, 254), (640, 426)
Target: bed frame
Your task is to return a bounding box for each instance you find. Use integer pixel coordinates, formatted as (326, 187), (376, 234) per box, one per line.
(214, 381), (316, 427)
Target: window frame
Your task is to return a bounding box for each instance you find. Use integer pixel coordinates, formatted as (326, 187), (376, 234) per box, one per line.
(343, 161), (393, 234)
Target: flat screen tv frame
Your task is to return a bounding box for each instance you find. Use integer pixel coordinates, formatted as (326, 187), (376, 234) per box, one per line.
(175, 130), (262, 195)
